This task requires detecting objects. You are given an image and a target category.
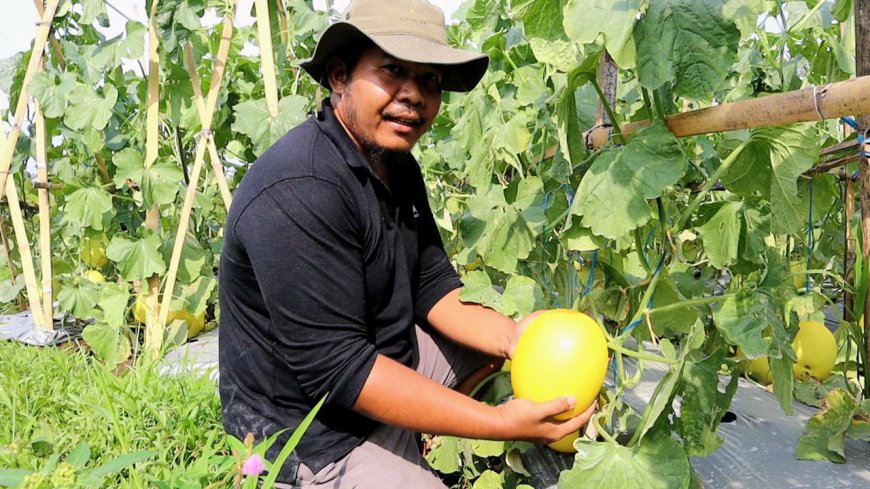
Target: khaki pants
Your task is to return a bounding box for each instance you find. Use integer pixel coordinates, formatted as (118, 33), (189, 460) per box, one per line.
(277, 325), (493, 489)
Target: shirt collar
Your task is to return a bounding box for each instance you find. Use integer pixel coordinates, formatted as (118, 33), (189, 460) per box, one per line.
(314, 98), (370, 170)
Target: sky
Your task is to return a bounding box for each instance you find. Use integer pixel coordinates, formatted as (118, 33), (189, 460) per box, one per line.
(0, 0), (464, 112)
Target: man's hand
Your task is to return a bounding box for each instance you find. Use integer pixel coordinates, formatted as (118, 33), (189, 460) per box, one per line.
(494, 396), (596, 444)
(506, 309), (547, 359)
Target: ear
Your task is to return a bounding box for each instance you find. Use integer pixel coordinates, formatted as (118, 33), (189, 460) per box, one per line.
(326, 57), (350, 94)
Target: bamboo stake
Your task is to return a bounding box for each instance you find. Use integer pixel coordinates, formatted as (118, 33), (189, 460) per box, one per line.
(157, 7), (236, 328)
(855, 0), (870, 396)
(0, 131), (47, 332)
(845, 171), (856, 323)
(35, 66), (53, 328)
(275, 0), (291, 56)
(585, 75), (870, 148)
(0, 0), (59, 203)
(255, 0), (280, 117)
(32, 0), (65, 71)
(143, 0), (163, 357)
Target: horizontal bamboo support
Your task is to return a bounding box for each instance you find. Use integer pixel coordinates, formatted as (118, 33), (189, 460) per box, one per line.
(587, 75), (870, 148)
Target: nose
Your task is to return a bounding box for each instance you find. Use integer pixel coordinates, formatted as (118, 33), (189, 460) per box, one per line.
(396, 77), (425, 108)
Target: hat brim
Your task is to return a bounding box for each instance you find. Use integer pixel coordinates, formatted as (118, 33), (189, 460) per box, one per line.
(301, 22), (488, 92)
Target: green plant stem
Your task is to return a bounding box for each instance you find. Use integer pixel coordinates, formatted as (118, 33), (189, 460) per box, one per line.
(624, 262), (665, 330)
(592, 412), (617, 444)
(590, 78), (624, 144)
(646, 293), (735, 315)
(468, 370), (509, 399)
(641, 88), (656, 120)
(675, 139), (751, 230)
(656, 197), (668, 253)
(635, 228), (651, 272)
(607, 341), (678, 364)
(652, 89), (667, 120)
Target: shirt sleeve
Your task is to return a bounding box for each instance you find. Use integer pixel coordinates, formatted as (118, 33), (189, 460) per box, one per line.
(234, 176), (377, 409)
(411, 170), (462, 322)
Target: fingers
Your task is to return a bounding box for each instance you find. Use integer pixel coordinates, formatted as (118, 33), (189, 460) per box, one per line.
(540, 395), (577, 418)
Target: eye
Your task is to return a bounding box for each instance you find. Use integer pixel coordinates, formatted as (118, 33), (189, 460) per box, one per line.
(383, 64), (403, 75)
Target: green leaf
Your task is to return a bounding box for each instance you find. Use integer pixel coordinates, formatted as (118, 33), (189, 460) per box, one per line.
(712, 288), (777, 358)
(63, 187), (114, 231)
(58, 281), (101, 319)
(81, 0), (106, 25)
(514, 176), (547, 232)
(81, 322), (131, 366)
(677, 349), (739, 456)
(563, 0), (641, 68)
(484, 207), (534, 273)
(556, 83), (586, 165)
(796, 388), (858, 463)
(425, 436), (463, 474)
(470, 440), (505, 458)
(768, 345), (795, 416)
(523, 0), (568, 41)
(649, 272), (699, 336)
(232, 95), (309, 155)
(170, 274), (216, 315)
(0, 470), (31, 487)
(501, 276), (545, 318)
(64, 84), (118, 131)
(67, 441), (92, 469)
(460, 270), (503, 311)
(28, 71), (77, 118)
(0, 279), (25, 303)
(558, 432), (690, 489)
(633, 0), (740, 99)
(471, 470), (503, 489)
(573, 122), (685, 239)
(160, 234), (206, 284)
(141, 160), (184, 208)
(695, 201), (743, 269)
(106, 233), (167, 281)
(80, 450), (158, 485)
(98, 282), (130, 328)
(832, 0), (853, 22)
(529, 38), (582, 73)
(112, 147), (145, 188)
(721, 126), (820, 234)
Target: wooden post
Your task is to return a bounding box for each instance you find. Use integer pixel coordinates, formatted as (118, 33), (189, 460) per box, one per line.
(255, 0), (280, 117)
(845, 172), (856, 323)
(0, 0), (59, 202)
(585, 75), (870, 148)
(855, 0), (870, 397)
(143, 0), (163, 358)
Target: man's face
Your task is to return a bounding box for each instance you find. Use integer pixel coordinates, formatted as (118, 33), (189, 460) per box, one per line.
(329, 46), (443, 155)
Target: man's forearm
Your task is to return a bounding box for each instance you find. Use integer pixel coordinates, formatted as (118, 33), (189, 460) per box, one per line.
(352, 353), (508, 439)
(426, 288), (516, 359)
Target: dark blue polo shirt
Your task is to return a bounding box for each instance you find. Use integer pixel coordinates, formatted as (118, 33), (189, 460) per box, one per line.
(218, 99), (461, 482)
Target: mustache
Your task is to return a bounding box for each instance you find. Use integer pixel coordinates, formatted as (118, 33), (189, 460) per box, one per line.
(383, 108), (425, 126)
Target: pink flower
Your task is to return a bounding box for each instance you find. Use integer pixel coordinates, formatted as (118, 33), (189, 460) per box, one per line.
(242, 454), (265, 476)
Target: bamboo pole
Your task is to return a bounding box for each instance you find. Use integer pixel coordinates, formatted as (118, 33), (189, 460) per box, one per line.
(585, 75), (870, 148)
(855, 0), (870, 397)
(255, 0), (280, 117)
(35, 66), (53, 329)
(32, 0), (65, 71)
(275, 0), (291, 57)
(1, 131), (47, 330)
(157, 7), (236, 329)
(143, 0), (163, 357)
(0, 0), (59, 203)
(845, 171), (856, 322)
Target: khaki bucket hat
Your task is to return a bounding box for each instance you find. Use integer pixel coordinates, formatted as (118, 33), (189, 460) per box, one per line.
(301, 0), (489, 92)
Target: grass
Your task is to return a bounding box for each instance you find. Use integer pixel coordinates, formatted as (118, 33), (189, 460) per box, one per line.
(0, 340), (239, 488)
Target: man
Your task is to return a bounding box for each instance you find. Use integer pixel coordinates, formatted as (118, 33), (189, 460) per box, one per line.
(218, 0), (594, 487)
